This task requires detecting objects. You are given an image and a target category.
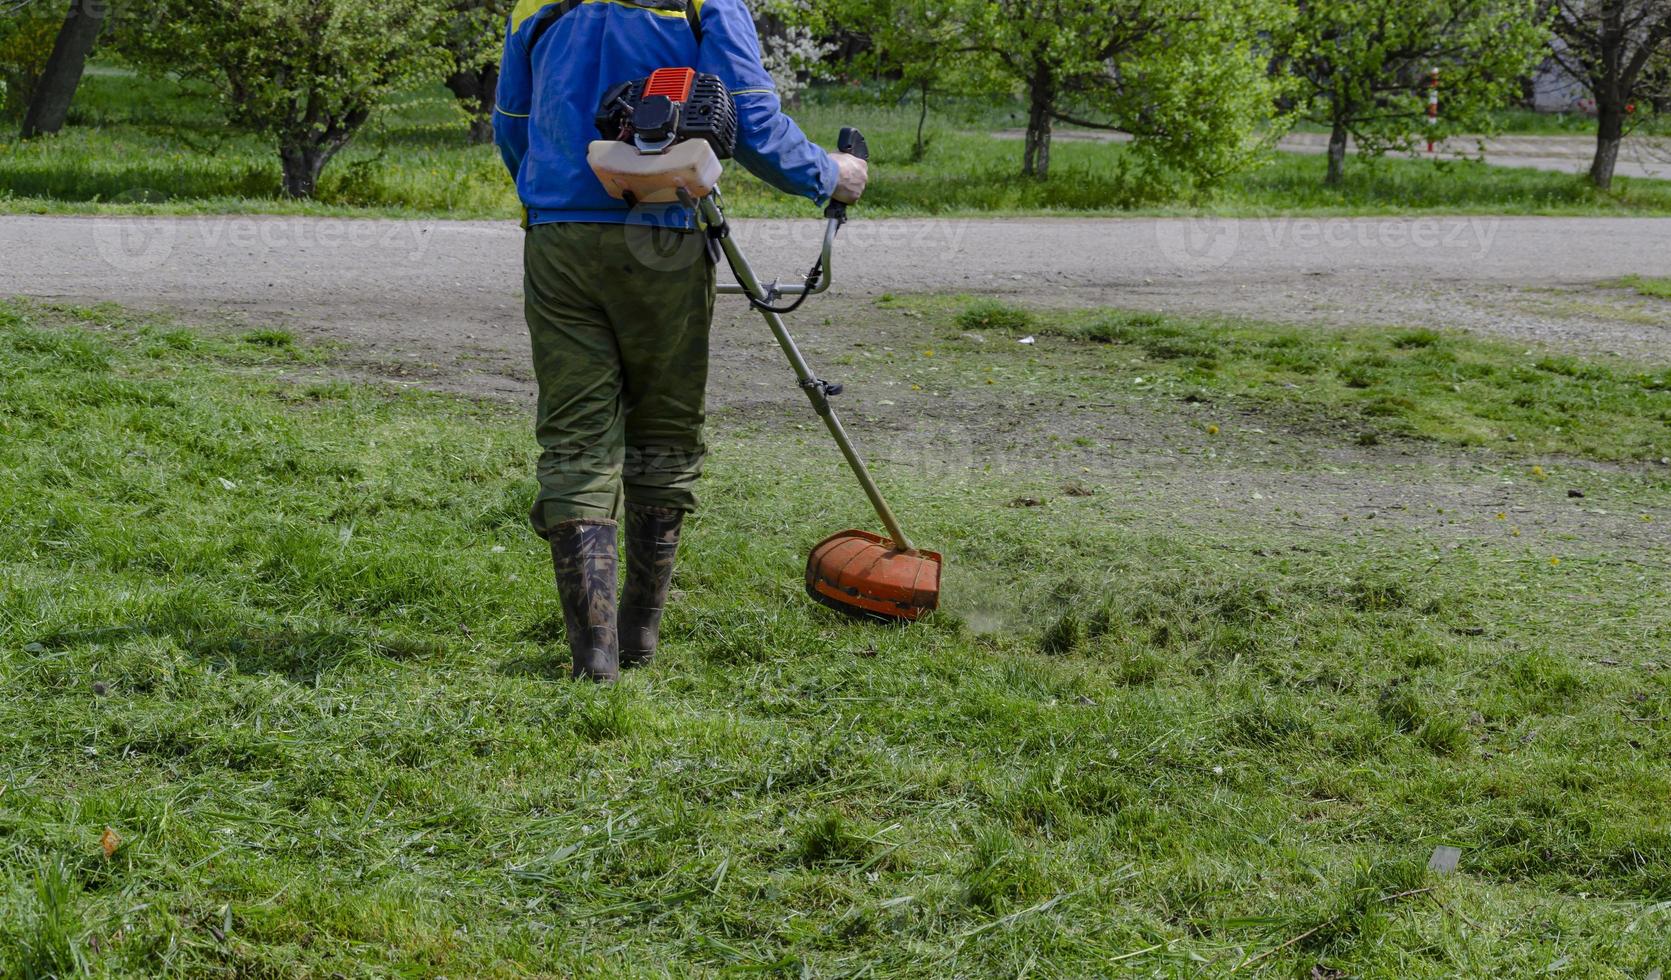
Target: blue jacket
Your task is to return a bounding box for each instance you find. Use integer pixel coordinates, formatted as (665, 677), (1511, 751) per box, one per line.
(494, 0), (838, 228)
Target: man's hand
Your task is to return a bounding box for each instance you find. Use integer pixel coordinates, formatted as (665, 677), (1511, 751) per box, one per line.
(830, 151), (869, 204)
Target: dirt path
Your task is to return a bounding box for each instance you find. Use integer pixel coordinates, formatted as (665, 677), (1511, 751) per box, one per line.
(4, 214), (1671, 402)
(5, 213), (1665, 558)
(712, 303), (1671, 559)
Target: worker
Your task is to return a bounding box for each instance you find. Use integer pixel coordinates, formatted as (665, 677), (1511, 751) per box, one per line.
(494, 0), (868, 681)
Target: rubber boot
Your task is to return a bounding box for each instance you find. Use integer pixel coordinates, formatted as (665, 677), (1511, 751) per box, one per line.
(548, 519), (619, 682)
(619, 503), (683, 669)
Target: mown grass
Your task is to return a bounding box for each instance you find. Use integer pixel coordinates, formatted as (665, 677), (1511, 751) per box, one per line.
(1617, 274), (1671, 300)
(930, 298), (1671, 464)
(2, 300), (1669, 976)
(5, 66), (1671, 219)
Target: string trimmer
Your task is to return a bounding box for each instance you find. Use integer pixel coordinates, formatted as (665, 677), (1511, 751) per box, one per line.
(588, 67), (942, 620)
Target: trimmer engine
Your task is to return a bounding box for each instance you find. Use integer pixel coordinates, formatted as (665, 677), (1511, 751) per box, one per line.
(594, 67), (737, 158)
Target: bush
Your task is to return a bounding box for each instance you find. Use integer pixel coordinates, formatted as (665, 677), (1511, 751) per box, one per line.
(0, 8), (60, 119)
(115, 0), (451, 197)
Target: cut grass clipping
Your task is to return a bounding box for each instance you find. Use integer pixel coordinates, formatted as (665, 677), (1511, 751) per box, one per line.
(1, 300), (1669, 975)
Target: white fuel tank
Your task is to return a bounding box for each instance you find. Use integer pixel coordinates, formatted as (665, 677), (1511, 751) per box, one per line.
(587, 139), (723, 204)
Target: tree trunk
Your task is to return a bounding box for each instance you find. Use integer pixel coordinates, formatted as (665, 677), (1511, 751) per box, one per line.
(20, 0), (108, 138)
(280, 145), (330, 198)
(913, 79), (929, 162)
(1589, 99), (1625, 190)
(445, 66), (499, 145)
(278, 106), (366, 198)
(1022, 67), (1053, 179)
(1325, 120), (1349, 186)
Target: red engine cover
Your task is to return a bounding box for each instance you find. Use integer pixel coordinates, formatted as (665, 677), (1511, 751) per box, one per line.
(641, 67), (696, 103)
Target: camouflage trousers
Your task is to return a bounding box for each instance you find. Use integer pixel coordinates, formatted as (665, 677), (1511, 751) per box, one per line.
(523, 221), (715, 537)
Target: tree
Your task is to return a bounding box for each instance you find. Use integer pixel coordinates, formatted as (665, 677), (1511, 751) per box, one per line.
(21, 0), (109, 138)
(116, 0), (450, 197)
(952, 0), (1290, 186)
(1548, 0), (1671, 189)
(828, 0), (988, 160)
(1281, 0), (1549, 185)
(0, 0), (61, 120)
(442, 0), (509, 144)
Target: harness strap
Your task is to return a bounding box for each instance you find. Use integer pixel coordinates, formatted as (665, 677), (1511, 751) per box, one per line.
(528, 0), (701, 51)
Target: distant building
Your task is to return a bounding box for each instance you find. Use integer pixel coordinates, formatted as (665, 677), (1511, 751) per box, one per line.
(1529, 37), (1590, 113)
(1531, 58), (1590, 112)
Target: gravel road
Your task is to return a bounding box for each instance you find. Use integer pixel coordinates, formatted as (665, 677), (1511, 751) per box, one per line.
(4, 214), (1670, 393)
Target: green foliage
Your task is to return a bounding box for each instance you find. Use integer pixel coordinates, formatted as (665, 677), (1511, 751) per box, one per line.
(10, 69), (1671, 217)
(1082, 0), (1299, 191)
(960, 0), (1293, 188)
(0, 2), (60, 119)
(831, 0), (1292, 184)
(113, 0), (452, 196)
(439, 0), (513, 140)
(1278, 0), (1551, 183)
(824, 0), (999, 160)
(444, 0), (511, 75)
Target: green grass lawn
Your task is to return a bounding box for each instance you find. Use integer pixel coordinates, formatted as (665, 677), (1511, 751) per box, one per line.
(2, 299), (1668, 976)
(934, 297), (1671, 463)
(1488, 106), (1669, 137)
(1287, 107), (1669, 138)
(4, 66), (1671, 219)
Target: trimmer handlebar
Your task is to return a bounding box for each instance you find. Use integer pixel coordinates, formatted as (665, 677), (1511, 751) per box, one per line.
(823, 126), (869, 225)
(710, 125), (865, 303)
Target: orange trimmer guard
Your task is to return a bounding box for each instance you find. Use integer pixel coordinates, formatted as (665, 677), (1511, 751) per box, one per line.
(805, 529), (942, 621)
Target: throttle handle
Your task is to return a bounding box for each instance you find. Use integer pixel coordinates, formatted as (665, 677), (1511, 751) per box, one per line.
(825, 126), (868, 223)
(838, 126), (868, 161)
